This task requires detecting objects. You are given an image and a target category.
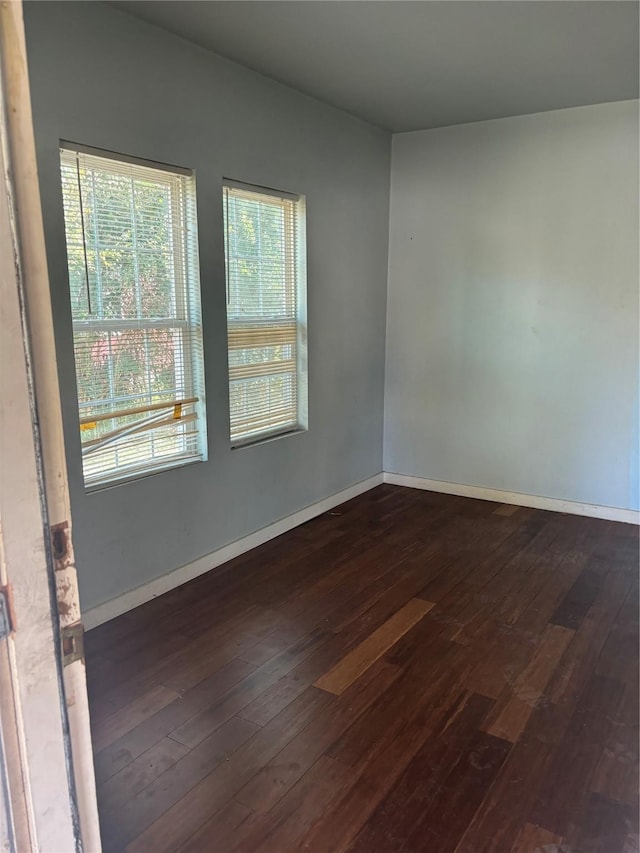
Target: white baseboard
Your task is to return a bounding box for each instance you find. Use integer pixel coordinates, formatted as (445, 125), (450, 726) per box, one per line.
(384, 472), (640, 526)
(83, 473), (383, 630)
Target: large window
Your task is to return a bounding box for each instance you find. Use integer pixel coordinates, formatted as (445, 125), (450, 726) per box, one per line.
(223, 181), (307, 446)
(60, 146), (207, 488)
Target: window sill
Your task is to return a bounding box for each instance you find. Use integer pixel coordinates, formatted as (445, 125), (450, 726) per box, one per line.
(231, 426), (306, 451)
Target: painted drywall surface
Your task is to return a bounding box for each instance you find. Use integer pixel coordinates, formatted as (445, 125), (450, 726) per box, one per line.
(384, 101), (639, 511)
(23, 1), (390, 610)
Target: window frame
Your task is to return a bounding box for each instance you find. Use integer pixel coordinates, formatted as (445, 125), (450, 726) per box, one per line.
(59, 143), (208, 490)
(223, 178), (308, 449)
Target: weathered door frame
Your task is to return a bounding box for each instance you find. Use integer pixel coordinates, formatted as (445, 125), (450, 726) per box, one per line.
(0, 1), (101, 849)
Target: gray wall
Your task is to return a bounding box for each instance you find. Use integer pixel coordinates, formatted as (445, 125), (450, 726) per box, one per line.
(24, 1), (391, 611)
(385, 101), (639, 511)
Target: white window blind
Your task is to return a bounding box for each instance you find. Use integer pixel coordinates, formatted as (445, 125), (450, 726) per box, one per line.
(223, 182), (307, 446)
(60, 146), (207, 488)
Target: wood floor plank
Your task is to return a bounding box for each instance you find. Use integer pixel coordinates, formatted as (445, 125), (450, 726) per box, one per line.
(416, 512), (549, 606)
(596, 577), (639, 685)
(237, 669), (313, 727)
(494, 504), (521, 517)
(550, 562), (607, 630)
(91, 685), (181, 752)
(89, 696), (119, 729)
(293, 723), (429, 853)
(346, 692), (500, 853)
(176, 800), (253, 853)
(159, 617), (281, 693)
(590, 681), (639, 808)
(92, 657), (257, 785)
(169, 629), (331, 748)
(313, 598), (434, 695)
(237, 591), (439, 730)
(433, 514), (564, 645)
(400, 730), (512, 852)
(237, 623), (307, 667)
(230, 755), (352, 853)
(124, 687), (333, 853)
(563, 792), (638, 853)
(298, 681), (490, 852)
(529, 674), (626, 837)
(509, 823), (563, 852)
(97, 736), (189, 817)
(97, 608), (262, 707)
(325, 634), (458, 768)
(460, 516), (593, 648)
(483, 623), (575, 742)
(101, 716), (259, 851)
(546, 567), (632, 709)
(236, 660), (401, 814)
(453, 703), (564, 853)
(460, 626), (539, 701)
(277, 498), (452, 629)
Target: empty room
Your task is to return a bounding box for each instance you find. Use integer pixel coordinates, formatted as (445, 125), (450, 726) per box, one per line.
(1, 0), (638, 850)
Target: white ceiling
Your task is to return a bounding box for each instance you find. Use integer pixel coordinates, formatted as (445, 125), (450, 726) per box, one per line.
(112, 1), (639, 132)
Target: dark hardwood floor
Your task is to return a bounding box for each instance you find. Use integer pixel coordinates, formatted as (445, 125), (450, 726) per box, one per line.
(84, 484), (639, 852)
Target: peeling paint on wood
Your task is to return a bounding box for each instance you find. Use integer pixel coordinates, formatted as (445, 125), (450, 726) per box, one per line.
(51, 523), (82, 627)
(56, 568), (81, 628)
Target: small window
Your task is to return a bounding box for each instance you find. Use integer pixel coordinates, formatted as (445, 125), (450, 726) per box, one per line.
(60, 146), (207, 489)
(223, 181), (307, 446)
